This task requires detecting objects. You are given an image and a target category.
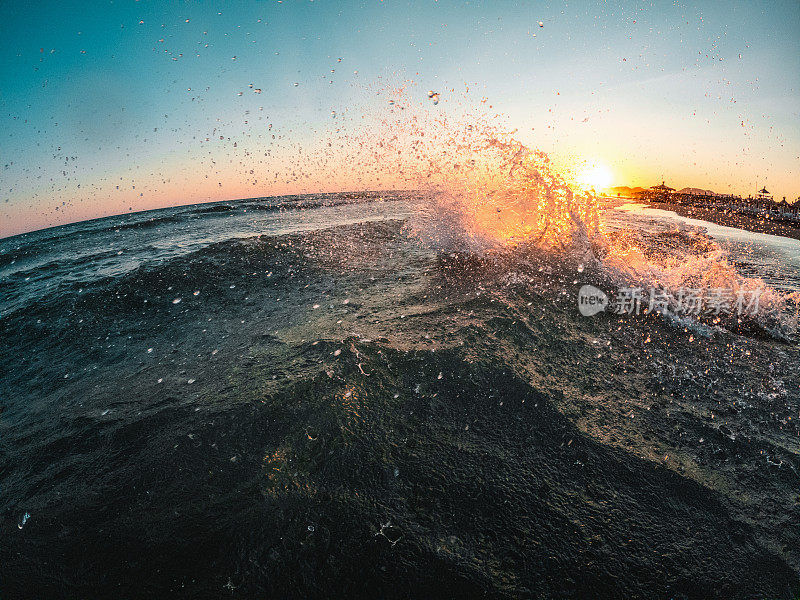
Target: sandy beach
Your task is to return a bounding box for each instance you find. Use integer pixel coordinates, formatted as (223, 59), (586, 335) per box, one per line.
(645, 200), (800, 241)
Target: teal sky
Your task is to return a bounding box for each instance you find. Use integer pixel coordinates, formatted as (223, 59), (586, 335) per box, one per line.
(1, 0), (799, 237)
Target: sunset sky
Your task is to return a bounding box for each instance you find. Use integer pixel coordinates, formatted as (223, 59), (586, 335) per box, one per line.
(1, 0), (799, 237)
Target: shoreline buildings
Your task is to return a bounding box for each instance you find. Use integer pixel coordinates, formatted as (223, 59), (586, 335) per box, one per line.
(632, 183), (800, 225)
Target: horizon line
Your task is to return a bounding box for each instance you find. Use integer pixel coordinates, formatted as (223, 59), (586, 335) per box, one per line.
(0, 188), (416, 242)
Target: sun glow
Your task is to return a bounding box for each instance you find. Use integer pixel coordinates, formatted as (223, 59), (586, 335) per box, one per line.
(577, 162), (614, 192)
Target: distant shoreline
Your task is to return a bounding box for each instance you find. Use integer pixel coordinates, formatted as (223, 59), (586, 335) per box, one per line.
(623, 198), (800, 242)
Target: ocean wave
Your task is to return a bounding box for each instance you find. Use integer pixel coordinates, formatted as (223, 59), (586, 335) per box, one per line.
(0, 219), (403, 325)
(2, 201), (798, 597)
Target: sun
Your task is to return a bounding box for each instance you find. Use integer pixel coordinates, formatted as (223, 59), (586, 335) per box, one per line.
(577, 162), (614, 191)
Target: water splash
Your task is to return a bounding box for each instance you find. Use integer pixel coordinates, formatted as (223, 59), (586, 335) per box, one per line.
(310, 83), (794, 338)
(600, 224), (798, 338)
(328, 86), (601, 254)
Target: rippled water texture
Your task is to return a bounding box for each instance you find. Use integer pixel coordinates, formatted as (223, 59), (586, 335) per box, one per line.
(1, 186), (799, 598)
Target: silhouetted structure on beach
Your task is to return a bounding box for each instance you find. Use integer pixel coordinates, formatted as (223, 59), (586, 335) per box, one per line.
(633, 184), (800, 225)
(634, 181), (676, 202)
(651, 181), (675, 194)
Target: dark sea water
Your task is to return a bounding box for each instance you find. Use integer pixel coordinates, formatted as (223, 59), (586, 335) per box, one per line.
(1, 192), (799, 599)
